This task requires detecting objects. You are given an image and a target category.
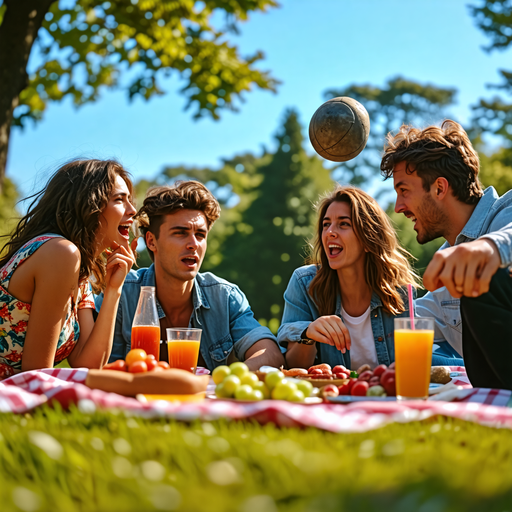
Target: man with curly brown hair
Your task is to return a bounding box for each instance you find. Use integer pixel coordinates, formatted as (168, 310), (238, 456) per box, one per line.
(96, 180), (284, 371)
(382, 120), (512, 390)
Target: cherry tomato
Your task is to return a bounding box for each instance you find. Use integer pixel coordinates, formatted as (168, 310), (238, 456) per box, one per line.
(103, 359), (127, 372)
(157, 361), (170, 370)
(126, 349), (147, 367)
(373, 364), (387, 378)
(338, 382), (350, 395)
(333, 365), (348, 374)
(334, 372), (348, 380)
(382, 376), (396, 396)
(380, 369), (396, 387)
(129, 360), (148, 373)
(347, 378), (358, 392)
(145, 358), (158, 371)
(145, 354), (156, 362)
(310, 369), (323, 375)
(351, 381), (369, 396)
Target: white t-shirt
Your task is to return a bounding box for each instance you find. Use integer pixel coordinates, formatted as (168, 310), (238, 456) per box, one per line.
(341, 306), (379, 371)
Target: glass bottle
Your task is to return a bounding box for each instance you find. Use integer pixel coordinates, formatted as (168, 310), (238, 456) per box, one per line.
(131, 286), (160, 360)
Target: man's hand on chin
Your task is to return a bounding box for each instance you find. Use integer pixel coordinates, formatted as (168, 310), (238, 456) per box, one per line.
(423, 238), (501, 298)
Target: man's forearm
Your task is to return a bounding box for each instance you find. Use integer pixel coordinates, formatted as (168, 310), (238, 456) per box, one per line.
(244, 338), (285, 370)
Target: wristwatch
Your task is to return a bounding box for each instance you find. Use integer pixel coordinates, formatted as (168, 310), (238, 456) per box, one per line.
(298, 328), (316, 345)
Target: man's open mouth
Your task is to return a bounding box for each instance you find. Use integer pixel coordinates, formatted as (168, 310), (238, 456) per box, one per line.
(328, 244), (343, 256)
(182, 255), (198, 266)
(118, 224), (131, 238)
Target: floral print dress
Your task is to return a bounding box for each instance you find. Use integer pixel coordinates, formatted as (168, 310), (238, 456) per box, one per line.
(0, 234), (95, 378)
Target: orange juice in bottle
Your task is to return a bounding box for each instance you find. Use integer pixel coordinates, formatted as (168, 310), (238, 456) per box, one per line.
(131, 286), (160, 360)
(131, 325), (161, 360)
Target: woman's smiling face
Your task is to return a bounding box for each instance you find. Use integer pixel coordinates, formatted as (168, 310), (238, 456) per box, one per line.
(96, 174), (136, 252)
(321, 200), (366, 271)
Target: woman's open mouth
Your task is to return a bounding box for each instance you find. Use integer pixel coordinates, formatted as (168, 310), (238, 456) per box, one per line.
(328, 244), (343, 257)
(118, 224), (131, 238)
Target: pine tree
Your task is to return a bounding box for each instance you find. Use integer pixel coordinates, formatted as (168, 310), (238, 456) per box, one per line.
(214, 109), (332, 331)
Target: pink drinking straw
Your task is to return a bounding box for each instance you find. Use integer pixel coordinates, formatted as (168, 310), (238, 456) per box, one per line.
(407, 283), (415, 330)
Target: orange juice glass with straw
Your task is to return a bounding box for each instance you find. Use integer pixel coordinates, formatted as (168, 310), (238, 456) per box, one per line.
(166, 328), (202, 373)
(394, 317), (434, 400)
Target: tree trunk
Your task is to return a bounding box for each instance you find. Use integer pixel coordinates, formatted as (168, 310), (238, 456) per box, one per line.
(0, 0), (54, 194)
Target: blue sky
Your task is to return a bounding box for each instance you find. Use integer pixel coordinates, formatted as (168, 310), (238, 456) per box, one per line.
(7, 0), (512, 200)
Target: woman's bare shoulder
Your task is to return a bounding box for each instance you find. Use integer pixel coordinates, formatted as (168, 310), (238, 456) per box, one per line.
(31, 238), (81, 273)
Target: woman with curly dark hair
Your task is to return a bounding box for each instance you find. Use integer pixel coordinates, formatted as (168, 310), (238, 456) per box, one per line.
(0, 159), (137, 378)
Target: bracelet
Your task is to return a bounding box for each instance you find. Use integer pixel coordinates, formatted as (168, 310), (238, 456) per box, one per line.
(298, 328), (316, 345)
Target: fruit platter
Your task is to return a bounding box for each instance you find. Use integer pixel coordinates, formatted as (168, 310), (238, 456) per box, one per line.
(211, 362), (320, 403)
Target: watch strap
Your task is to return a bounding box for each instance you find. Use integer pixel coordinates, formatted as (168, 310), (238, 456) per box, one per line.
(298, 328), (316, 345)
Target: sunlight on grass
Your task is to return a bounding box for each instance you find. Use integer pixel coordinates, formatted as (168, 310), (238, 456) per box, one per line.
(0, 407), (511, 511)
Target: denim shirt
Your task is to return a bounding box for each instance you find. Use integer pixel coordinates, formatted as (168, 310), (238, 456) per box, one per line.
(415, 186), (512, 357)
(277, 265), (412, 369)
(95, 265), (278, 370)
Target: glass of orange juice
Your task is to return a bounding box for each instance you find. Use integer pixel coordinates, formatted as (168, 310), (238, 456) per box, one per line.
(166, 328), (202, 373)
(394, 318), (434, 400)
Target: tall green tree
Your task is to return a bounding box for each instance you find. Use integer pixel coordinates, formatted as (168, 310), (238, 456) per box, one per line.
(324, 77), (457, 190)
(469, 0), (512, 191)
(212, 109), (332, 330)
(0, 0), (279, 192)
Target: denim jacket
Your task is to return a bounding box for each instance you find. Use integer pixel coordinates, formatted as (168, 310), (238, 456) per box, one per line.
(278, 265), (462, 368)
(95, 265), (278, 370)
(415, 186), (512, 357)
(277, 265), (412, 369)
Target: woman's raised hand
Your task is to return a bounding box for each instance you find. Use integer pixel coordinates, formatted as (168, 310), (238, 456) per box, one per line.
(104, 238), (137, 291)
(306, 315), (351, 353)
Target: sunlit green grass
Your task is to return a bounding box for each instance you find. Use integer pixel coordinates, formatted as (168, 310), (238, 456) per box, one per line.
(1, 406), (511, 512)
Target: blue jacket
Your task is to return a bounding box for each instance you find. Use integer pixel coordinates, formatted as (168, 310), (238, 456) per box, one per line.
(95, 265), (279, 370)
(278, 265), (463, 368)
(415, 186), (512, 358)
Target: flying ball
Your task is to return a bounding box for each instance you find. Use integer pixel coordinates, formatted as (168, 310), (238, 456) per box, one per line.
(308, 97), (370, 162)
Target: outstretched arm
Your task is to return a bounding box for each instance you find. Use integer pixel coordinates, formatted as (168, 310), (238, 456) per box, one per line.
(68, 239), (137, 369)
(423, 238), (501, 298)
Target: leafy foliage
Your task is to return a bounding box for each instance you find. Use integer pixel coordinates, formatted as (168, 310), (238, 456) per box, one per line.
(469, 1), (512, 173)
(324, 77), (456, 189)
(11, 0), (279, 127)
(0, 408), (512, 512)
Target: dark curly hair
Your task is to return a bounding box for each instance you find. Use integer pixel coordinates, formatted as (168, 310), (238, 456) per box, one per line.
(136, 181), (221, 261)
(381, 119), (483, 205)
(0, 159), (133, 293)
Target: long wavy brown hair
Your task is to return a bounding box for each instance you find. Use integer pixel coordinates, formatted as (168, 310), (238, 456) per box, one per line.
(308, 186), (420, 316)
(0, 159), (133, 293)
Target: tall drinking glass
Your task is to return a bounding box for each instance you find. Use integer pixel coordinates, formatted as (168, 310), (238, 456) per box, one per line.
(166, 328), (202, 373)
(131, 286), (160, 360)
(394, 317), (434, 400)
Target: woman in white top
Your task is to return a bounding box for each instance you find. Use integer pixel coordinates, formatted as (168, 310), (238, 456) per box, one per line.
(278, 185), (420, 371)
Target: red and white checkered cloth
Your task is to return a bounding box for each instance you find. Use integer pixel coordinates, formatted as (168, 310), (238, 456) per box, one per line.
(1, 367), (511, 433)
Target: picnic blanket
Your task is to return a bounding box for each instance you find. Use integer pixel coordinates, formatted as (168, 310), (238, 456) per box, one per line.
(1, 367), (512, 433)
